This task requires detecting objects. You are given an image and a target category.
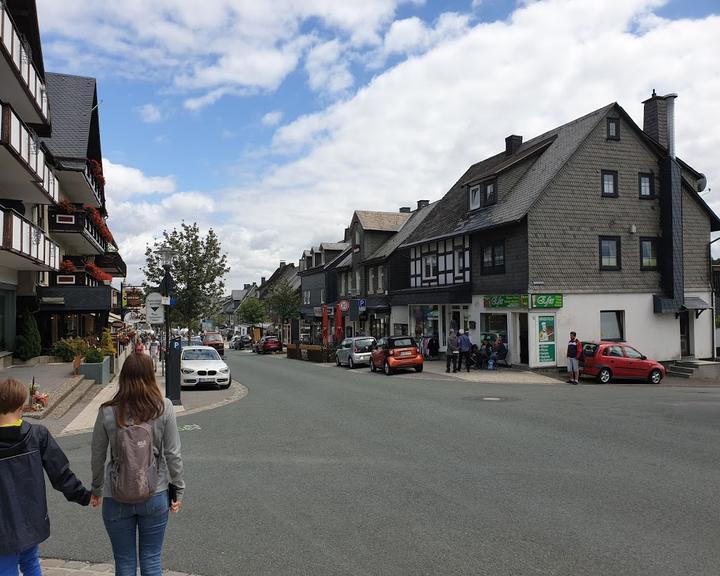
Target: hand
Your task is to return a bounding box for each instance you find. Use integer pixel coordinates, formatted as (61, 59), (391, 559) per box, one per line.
(90, 495), (102, 508)
(170, 500), (182, 513)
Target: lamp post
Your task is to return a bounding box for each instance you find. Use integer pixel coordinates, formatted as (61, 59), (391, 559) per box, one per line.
(157, 246), (178, 404)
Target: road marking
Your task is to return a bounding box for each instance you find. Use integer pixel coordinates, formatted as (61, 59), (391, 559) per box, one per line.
(178, 424), (202, 431)
(482, 397), (502, 401)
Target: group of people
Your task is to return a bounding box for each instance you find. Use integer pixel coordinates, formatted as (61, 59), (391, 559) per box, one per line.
(445, 329), (508, 373)
(0, 353), (185, 576)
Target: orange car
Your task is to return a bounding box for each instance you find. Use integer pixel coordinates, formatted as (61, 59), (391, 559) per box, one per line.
(370, 336), (424, 375)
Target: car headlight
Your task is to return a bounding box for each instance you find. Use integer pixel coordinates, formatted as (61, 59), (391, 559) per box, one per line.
(181, 368), (194, 374)
(219, 367), (229, 374)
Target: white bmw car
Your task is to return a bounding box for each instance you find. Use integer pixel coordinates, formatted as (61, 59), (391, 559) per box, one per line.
(180, 346), (231, 389)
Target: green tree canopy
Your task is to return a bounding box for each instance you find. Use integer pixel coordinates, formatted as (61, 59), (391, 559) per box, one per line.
(265, 279), (301, 324)
(143, 222), (229, 334)
(237, 298), (266, 325)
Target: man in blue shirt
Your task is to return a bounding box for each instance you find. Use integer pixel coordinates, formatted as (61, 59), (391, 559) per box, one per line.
(458, 329), (472, 372)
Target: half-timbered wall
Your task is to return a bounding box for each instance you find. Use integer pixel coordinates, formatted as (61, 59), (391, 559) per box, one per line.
(410, 235), (470, 288)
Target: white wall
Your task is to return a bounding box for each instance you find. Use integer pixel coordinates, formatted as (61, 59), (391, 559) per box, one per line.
(390, 305), (409, 333)
(687, 291), (714, 359)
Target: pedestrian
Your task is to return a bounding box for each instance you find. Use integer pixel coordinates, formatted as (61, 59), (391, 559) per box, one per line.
(566, 331), (583, 384)
(149, 337), (160, 372)
(428, 334), (440, 359)
(458, 329), (472, 372)
(489, 336), (508, 369)
(0, 378), (91, 576)
(446, 329), (459, 373)
(91, 353), (185, 576)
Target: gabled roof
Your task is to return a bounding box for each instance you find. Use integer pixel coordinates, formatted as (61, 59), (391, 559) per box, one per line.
(365, 202), (439, 263)
(320, 242), (349, 252)
(404, 103), (615, 246)
(333, 251), (353, 271)
(41, 73), (101, 168)
(355, 211), (411, 232)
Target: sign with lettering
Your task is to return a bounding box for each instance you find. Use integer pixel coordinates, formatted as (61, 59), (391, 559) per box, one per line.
(123, 286), (144, 309)
(484, 295), (529, 309)
(537, 315), (556, 363)
(531, 294), (563, 308)
(146, 292), (164, 324)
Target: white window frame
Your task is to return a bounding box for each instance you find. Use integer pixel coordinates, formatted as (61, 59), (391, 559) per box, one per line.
(320, 288), (325, 304)
(355, 270), (361, 293)
(469, 185), (481, 210)
(422, 254), (438, 280)
(378, 266), (384, 292)
(368, 267), (375, 294)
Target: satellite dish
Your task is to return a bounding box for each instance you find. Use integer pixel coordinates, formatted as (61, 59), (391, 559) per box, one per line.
(697, 174), (707, 193)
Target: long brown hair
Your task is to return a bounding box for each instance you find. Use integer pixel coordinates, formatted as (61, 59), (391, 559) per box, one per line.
(103, 353), (164, 426)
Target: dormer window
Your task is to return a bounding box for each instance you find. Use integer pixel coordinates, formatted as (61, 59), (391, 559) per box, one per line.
(607, 118), (620, 140)
(483, 180), (497, 206)
(469, 185), (481, 210)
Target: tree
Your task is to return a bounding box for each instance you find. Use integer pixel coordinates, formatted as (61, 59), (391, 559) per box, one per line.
(237, 298), (266, 325)
(143, 222), (230, 335)
(265, 280), (301, 325)
(15, 312), (41, 360)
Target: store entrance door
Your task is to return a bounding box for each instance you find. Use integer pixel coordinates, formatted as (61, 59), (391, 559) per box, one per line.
(679, 311), (691, 357)
(518, 313), (529, 364)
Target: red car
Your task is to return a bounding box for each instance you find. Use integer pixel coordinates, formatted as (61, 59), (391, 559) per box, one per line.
(370, 336), (424, 375)
(581, 341), (665, 384)
(258, 336), (282, 354)
(202, 332), (225, 356)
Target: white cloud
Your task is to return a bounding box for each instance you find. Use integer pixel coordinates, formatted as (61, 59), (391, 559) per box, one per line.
(305, 39), (354, 95)
(261, 110), (283, 126)
(137, 103), (163, 123)
(103, 159), (176, 200)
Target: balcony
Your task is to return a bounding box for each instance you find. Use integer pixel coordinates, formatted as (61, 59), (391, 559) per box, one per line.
(0, 103), (58, 203)
(58, 159), (103, 207)
(95, 250), (127, 278)
(48, 206), (108, 255)
(0, 208), (60, 271)
(50, 270), (109, 288)
(0, 4), (48, 124)
(37, 285), (113, 314)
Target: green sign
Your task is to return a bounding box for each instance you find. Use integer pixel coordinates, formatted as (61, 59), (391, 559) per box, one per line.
(484, 294), (529, 309)
(531, 294), (563, 309)
(538, 315), (556, 363)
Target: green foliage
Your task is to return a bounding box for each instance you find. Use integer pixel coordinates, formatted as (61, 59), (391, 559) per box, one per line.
(716, 314), (720, 329)
(15, 313), (41, 361)
(52, 338), (89, 362)
(142, 222), (230, 334)
(101, 329), (115, 356)
(237, 298), (266, 325)
(84, 348), (104, 363)
(265, 280), (301, 323)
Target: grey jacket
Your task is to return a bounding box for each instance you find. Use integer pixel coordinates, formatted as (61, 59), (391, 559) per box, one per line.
(447, 334), (459, 353)
(91, 398), (185, 501)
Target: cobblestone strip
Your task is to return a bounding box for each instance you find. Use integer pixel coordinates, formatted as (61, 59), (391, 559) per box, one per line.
(41, 558), (203, 575)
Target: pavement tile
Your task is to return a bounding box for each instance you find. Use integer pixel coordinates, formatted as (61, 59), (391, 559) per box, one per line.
(80, 563), (114, 572)
(42, 569), (76, 576)
(40, 559), (66, 567)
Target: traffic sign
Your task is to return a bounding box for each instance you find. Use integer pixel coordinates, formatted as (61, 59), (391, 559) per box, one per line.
(359, 298), (367, 312)
(146, 292), (165, 325)
(339, 299), (350, 312)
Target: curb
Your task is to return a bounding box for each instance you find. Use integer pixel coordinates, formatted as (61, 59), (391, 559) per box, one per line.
(40, 558), (203, 575)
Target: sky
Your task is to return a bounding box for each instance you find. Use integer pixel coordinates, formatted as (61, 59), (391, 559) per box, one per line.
(35, 0), (720, 289)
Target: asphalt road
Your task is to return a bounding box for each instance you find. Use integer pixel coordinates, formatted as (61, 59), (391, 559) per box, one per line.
(44, 351), (720, 575)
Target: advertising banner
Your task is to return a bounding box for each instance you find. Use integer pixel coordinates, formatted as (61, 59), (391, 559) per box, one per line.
(537, 315), (556, 363)
(531, 294), (563, 308)
(484, 295), (529, 308)
(123, 286), (144, 309)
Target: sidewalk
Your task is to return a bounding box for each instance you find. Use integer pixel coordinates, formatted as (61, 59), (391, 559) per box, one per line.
(419, 357), (560, 384)
(40, 558), (201, 576)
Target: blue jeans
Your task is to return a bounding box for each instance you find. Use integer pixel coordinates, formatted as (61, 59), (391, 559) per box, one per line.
(102, 491), (169, 576)
(0, 546), (41, 576)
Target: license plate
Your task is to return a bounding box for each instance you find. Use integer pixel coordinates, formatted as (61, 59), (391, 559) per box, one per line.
(400, 351), (412, 357)
(199, 378), (215, 383)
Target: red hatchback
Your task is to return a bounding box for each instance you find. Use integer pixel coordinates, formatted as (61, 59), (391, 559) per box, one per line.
(259, 336), (282, 354)
(581, 341), (665, 384)
(202, 332), (225, 356)
(370, 336), (423, 375)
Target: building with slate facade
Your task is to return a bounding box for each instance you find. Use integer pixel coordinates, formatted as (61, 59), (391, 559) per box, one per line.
(0, 0), (125, 354)
(390, 93), (718, 367)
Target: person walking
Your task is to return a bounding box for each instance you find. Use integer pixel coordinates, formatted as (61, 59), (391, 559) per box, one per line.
(566, 331), (583, 384)
(0, 378), (91, 576)
(446, 329), (459, 373)
(457, 329), (472, 372)
(149, 337), (160, 372)
(91, 353), (185, 576)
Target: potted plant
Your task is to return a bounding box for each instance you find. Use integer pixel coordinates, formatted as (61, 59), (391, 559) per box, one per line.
(78, 347), (111, 385)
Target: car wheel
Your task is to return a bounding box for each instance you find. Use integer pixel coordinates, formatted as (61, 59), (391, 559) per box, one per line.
(649, 368), (663, 384)
(348, 356), (354, 369)
(384, 360), (393, 376)
(336, 355), (341, 366)
(597, 367), (612, 384)
(414, 365), (423, 373)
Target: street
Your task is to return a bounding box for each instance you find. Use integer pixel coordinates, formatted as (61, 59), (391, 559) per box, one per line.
(45, 351), (719, 575)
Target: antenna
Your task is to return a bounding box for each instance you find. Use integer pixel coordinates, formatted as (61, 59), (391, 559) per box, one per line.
(91, 99), (104, 113)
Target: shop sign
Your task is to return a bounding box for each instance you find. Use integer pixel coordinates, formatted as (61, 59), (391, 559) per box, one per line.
(531, 294), (563, 308)
(537, 315), (555, 363)
(484, 294), (529, 309)
(123, 286), (144, 309)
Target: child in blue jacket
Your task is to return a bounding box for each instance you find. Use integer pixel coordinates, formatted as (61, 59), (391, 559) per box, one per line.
(0, 378), (91, 576)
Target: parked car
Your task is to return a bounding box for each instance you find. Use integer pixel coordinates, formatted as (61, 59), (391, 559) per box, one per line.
(180, 346), (231, 389)
(181, 336), (204, 348)
(335, 337), (377, 368)
(370, 336), (424, 375)
(202, 332), (225, 356)
(580, 341), (665, 384)
(231, 334), (252, 350)
(257, 336), (282, 354)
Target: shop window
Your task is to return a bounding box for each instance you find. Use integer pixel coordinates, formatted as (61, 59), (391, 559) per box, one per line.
(410, 305), (439, 339)
(606, 118), (620, 140)
(640, 238), (658, 270)
(481, 242), (505, 274)
(393, 323), (408, 336)
(601, 170), (618, 197)
(599, 236), (621, 270)
(480, 313), (508, 341)
(639, 173), (655, 198)
(600, 310), (624, 341)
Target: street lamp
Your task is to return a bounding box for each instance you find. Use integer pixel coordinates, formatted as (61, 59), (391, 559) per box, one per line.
(158, 246), (179, 404)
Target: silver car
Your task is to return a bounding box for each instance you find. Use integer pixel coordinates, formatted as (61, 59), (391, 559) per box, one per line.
(335, 337), (377, 368)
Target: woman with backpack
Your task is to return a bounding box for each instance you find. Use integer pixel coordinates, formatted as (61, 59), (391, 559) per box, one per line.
(90, 353), (185, 576)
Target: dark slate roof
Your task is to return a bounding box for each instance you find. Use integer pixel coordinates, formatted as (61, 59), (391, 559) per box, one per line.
(320, 242), (349, 251)
(333, 251), (353, 270)
(365, 201), (439, 263)
(41, 73), (98, 165)
(404, 104), (615, 246)
(355, 211), (411, 232)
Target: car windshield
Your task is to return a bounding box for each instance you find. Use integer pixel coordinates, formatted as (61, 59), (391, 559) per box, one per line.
(354, 338), (375, 351)
(182, 349), (221, 361)
(205, 334), (222, 341)
(390, 338), (415, 348)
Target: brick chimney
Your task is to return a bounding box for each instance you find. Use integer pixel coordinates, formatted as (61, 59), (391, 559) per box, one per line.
(399, 206), (411, 213)
(280, 260), (286, 267)
(505, 135), (522, 156)
(417, 199), (429, 210)
(642, 89), (677, 152)
(261, 277), (266, 285)
(244, 283), (250, 290)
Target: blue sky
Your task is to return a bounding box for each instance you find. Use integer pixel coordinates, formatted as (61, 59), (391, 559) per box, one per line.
(34, 0), (720, 287)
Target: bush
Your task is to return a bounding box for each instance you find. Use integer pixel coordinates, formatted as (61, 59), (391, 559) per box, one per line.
(15, 313), (42, 361)
(101, 329), (115, 357)
(84, 348), (104, 364)
(52, 338), (89, 362)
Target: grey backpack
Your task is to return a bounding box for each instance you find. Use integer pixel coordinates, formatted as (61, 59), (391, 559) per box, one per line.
(109, 409), (159, 504)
